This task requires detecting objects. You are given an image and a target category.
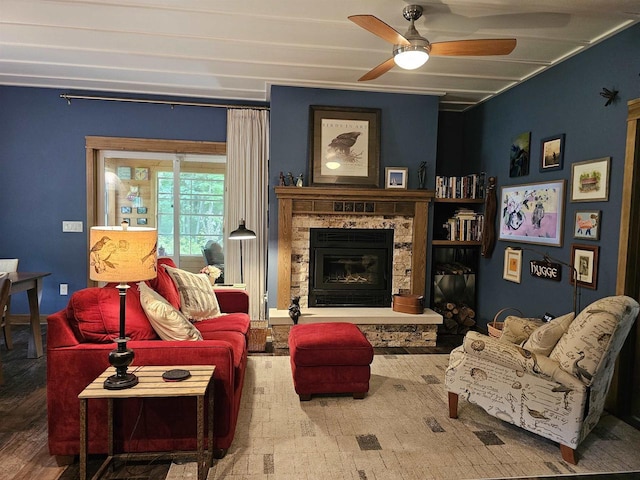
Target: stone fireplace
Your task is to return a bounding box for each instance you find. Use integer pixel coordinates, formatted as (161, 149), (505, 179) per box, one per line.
(270, 186), (442, 350)
(275, 186), (434, 309)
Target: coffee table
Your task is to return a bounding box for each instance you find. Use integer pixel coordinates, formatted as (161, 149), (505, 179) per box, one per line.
(78, 365), (215, 480)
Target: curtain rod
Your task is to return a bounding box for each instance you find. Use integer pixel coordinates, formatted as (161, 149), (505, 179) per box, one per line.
(59, 93), (270, 110)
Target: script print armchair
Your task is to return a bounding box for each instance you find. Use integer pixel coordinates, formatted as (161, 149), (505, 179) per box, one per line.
(445, 295), (639, 464)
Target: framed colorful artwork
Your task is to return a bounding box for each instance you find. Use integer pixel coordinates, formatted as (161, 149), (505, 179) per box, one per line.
(573, 210), (600, 240)
(509, 131), (530, 177)
(499, 180), (566, 246)
(539, 134), (565, 172)
(503, 247), (522, 283)
(570, 157), (610, 202)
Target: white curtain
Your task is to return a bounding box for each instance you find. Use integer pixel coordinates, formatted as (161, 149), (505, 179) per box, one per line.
(225, 109), (269, 320)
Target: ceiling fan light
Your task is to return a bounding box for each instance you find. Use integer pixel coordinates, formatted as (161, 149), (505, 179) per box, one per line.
(394, 46), (429, 70)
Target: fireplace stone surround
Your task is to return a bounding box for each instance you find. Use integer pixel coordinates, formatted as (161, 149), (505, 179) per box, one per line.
(271, 187), (443, 350)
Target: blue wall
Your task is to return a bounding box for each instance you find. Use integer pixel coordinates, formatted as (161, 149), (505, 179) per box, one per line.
(463, 23), (640, 326)
(268, 86), (440, 307)
(0, 88), (232, 313)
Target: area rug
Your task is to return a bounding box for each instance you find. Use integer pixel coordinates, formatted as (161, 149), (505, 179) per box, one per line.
(164, 354), (640, 480)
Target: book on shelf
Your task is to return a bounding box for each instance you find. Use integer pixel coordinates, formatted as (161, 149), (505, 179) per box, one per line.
(435, 172), (486, 199)
(442, 211), (484, 242)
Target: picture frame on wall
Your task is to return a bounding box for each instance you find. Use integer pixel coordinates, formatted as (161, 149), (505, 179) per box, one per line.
(570, 244), (599, 289)
(503, 247), (522, 283)
(385, 167), (408, 189)
(573, 210), (601, 240)
(509, 131), (531, 177)
(120, 206), (132, 214)
(137, 206), (148, 214)
(498, 179), (566, 246)
(134, 167), (150, 181)
(570, 157), (610, 202)
(117, 166), (131, 180)
(309, 105), (381, 188)
(136, 217), (148, 225)
(539, 134), (565, 172)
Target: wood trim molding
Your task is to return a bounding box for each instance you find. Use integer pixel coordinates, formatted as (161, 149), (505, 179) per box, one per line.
(275, 187), (434, 309)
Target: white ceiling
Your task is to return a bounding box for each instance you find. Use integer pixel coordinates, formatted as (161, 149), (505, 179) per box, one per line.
(1, 0), (639, 112)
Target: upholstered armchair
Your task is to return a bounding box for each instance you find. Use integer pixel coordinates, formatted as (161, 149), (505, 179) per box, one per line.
(445, 295), (639, 464)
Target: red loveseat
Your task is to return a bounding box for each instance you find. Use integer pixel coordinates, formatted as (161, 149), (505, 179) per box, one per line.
(46, 258), (250, 464)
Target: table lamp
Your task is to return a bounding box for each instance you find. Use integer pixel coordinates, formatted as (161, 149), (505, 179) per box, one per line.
(90, 222), (157, 389)
(228, 219), (256, 284)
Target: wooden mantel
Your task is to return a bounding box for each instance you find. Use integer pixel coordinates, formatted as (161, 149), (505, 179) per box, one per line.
(275, 186), (435, 309)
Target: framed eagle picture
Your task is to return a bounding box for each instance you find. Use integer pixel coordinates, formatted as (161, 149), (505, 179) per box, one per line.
(309, 105), (381, 188)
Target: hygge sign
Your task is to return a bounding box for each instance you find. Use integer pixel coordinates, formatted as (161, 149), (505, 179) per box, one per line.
(529, 260), (562, 281)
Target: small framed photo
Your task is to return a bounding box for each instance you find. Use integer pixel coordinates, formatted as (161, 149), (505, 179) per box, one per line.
(120, 206), (132, 214)
(509, 131), (530, 177)
(574, 210), (601, 240)
(121, 217), (130, 224)
(137, 206), (148, 214)
(117, 166), (131, 180)
(570, 244), (599, 289)
(134, 167), (150, 181)
(503, 247), (522, 283)
(570, 157), (610, 202)
(385, 167), (408, 189)
(539, 134), (565, 172)
(136, 217), (148, 225)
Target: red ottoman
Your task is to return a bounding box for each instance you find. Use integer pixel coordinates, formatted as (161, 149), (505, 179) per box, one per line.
(288, 322), (374, 401)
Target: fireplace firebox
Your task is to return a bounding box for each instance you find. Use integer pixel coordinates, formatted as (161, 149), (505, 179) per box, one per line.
(309, 228), (394, 307)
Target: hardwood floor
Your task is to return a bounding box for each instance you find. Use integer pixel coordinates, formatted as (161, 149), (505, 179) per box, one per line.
(0, 325), (65, 480)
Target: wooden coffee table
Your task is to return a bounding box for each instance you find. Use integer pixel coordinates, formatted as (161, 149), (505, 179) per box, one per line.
(78, 365), (215, 480)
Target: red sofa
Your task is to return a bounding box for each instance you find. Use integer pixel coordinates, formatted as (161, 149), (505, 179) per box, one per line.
(46, 258), (250, 463)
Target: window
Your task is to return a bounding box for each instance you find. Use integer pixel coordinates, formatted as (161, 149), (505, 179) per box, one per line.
(89, 138), (227, 275)
(157, 171), (225, 257)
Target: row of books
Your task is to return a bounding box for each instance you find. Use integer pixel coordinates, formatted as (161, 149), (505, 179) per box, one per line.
(435, 173), (486, 199)
(442, 208), (484, 242)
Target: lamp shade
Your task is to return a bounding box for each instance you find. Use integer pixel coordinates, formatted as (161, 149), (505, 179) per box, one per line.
(90, 225), (158, 283)
(393, 46), (429, 70)
(229, 220), (256, 241)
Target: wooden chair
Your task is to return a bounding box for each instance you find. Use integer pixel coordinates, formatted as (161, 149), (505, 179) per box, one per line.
(0, 277), (12, 384)
(0, 259), (18, 349)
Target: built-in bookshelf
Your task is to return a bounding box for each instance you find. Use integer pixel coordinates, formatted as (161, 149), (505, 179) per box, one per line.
(435, 173), (485, 199)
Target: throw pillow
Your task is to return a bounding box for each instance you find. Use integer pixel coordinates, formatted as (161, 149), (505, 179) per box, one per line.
(163, 265), (222, 321)
(499, 315), (544, 344)
(67, 287), (158, 343)
(138, 282), (202, 341)
(522, 312), (575, 356)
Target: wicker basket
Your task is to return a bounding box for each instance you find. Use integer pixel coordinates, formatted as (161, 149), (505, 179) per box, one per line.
(248, 321), (269, 352)
(488, 307), (523, 339)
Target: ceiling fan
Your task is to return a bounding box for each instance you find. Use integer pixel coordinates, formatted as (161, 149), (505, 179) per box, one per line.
(349, 4), (517, 81)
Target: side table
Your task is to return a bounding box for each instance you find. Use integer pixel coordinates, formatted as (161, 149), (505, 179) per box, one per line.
(78, 365), (215, 480)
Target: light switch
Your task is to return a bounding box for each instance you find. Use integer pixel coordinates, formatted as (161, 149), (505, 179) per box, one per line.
(62, 221), (83, 232)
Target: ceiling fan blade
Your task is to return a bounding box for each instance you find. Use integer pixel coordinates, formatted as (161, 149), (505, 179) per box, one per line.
(358, 58), (396, 82)
(430, 39), (516, 56)
(348, 15), (410, 46)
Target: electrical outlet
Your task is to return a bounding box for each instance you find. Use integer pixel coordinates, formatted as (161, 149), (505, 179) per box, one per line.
(60, 283), (68, 295)
(62, 221), (83, 232)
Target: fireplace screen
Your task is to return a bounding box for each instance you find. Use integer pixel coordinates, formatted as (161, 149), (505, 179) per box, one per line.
(309, 228), (393, 307)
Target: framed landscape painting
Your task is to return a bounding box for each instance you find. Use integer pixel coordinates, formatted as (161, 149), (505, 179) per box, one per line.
(499, 180), (566, 246)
